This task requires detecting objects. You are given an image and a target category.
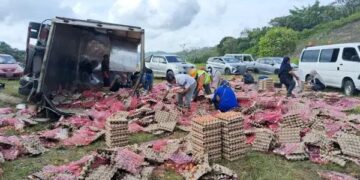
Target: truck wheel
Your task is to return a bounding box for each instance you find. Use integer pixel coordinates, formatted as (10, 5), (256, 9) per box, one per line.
(305, 75), (312, 83)
(225, 68), (231, 75)
(274, 69), (279, 74)
(343, 79), (355, 96)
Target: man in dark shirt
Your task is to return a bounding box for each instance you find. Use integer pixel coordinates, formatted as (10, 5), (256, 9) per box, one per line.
(101, 55), (110, 87)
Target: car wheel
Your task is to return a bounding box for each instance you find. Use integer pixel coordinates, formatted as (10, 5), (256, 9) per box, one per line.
(207, 67), (212, 73)
(305, 75), (312, 83)
(274, 69), (279, 74)
(254, 68), (259, 73)
(225, 68), (231, 75)
(166, 70), (174, 77)
(343, 79), (355, 96)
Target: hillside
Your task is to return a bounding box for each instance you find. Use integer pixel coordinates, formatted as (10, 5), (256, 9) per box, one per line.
(293, 12), (360, 57)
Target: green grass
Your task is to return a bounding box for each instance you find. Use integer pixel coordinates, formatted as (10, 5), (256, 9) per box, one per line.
(0, 79), (22, 98)
(2, 140), (105, 180)
(216, 152), (360, 180)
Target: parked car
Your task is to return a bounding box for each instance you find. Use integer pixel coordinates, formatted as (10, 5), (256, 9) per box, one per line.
(145, 55), (195, 77)
(224, 54), (255, 69)
(299, 43), (360, 96)
(0, 54), (24, 79)
(250, 57), (298, 74)
(206, 57), (246, 75)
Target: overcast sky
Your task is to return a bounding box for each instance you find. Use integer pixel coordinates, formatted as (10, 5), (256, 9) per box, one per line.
(0, 0), (334, 52)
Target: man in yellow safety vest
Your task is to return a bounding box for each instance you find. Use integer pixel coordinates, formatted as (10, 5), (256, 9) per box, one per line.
(189, 68), (212, 101)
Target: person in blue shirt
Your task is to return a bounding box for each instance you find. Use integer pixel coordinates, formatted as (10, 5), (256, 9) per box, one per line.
(212, 80), (239, 112)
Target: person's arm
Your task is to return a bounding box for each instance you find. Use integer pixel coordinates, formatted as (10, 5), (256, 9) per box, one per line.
(197, 74), (205, 90)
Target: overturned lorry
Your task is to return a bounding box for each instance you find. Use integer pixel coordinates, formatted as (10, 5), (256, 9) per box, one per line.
(19, 17), (145, 115)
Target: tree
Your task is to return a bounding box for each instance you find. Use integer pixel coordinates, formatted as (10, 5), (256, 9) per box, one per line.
(217, 37), (239, 55)
(337, 0), (360, 15)
(258, 27), (298, 57)
(270, 1), (344, 31)
(0, 42), (26, 62)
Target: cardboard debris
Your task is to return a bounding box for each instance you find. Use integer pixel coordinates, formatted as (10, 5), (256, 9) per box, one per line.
(105, 113), (128, 148)
(337, 133), (360, 158)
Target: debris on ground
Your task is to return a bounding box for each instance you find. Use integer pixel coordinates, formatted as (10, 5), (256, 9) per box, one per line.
(1, 77), (360, 179)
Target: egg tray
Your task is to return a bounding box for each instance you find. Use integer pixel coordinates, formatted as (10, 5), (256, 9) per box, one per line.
(222, 139), (247, 147)
(154, 111), (171, 122)
(222, 130), (244, 137)
(192, 139), (222, 148)
(223, 148), (248, 155)
(321, 155), (347, 167)
(278, 128), (301, 144)
(191, 130), (222, 139)
(191, 135), (222, 143)
(223, 155), (244, 162)
(21, 136), (47, 155)
(285, 154), (309, 161)
(222, 122), (244, 129)
(192, 146), (222, 155)
(105, 141), (128, 148)
(215, 112), (244, 121)
(208, 154), (223, 161)
(143, 124), (159, 132)
(183, 163), (212, 180)
(85, 165), (117, 180)
(192, 115), (221, 125)
(252, 132), (273, 152)
(191, 123), (222, 132)
(243, 103), (259, 115)
(105, 126), (129, 133)
(158, 121), (177, 132)
(223, 146), (249, 153)
(281, 113), (305, 128)
(337, 133), (360, 158)
(105, 134), (128, 142)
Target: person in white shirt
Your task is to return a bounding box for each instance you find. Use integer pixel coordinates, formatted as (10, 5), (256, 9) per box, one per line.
(309, 70), (326, 91)
(165, 73), (196, 109)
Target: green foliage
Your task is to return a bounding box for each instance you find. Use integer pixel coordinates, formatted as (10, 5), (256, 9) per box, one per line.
(178, 47), (219, 64)
(0, 41), (26, 62)
(258, 27), (298, 57)
(270, 1), (346, 31)
(217, 37), (240, 55)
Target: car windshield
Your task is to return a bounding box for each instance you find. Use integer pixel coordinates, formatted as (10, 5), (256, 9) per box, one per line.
(0, 55), (16, 64)
(166, 56), (184, 63)
(272, 58), (283, 64)
(223, 58), (240, 63)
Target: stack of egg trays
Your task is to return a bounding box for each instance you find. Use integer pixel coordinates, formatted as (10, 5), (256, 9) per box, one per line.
(105, 114), (129, 148)
(216, 111), (247, 161)
(191, 115), (222, 161)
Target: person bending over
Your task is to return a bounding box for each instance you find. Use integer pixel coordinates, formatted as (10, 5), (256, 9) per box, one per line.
(189, 68), (212, 101)
(165, 73), (196, 109)
(309, 70), (326, 91)
(212, 80), (239, 112)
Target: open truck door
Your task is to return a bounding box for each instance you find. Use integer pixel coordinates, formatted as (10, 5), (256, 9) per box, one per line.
(19, 17), (145, 116)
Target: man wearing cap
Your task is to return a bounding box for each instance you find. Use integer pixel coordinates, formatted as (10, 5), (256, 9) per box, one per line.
(188, 68), (212, 101)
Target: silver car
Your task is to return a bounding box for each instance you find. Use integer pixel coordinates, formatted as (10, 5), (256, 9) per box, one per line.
(250, 57), (298, 74)
(224, 54), (255, 69)
(206, 57), (246, 75)
(145, 55), (195, 77)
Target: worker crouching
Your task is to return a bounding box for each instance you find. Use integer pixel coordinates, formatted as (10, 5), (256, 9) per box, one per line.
(189, 68), (212, 101)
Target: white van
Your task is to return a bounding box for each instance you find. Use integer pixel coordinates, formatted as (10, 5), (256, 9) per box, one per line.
(299, 43), (360, 96)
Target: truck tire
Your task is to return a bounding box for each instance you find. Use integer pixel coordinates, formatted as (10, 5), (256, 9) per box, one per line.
(343, 79), (356, 96)
(225, 68), (231, 75)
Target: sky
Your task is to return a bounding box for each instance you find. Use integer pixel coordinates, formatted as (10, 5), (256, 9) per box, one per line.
(0, 0), (334, 52)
